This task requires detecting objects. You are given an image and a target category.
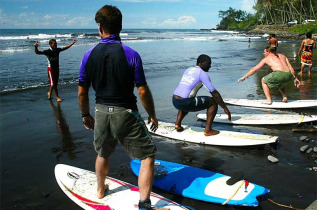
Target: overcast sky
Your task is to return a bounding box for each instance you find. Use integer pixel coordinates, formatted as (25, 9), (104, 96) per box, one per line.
(0, 0), (256, 29)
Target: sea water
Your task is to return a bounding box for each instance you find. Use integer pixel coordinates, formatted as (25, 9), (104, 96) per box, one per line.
(0, 29), (265, 92)
(1, 29), (316, 110)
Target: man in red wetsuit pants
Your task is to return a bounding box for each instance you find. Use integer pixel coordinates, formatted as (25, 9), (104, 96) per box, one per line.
(34, 39), (76, 102)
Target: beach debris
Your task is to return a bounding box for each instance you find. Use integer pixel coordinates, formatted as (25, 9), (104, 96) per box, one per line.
(267, 155), (279, 163)
(306, 148), (313, 154)
(313, 147), (317, 153)
(299, 136), (308, 141)
(300, 145), (309, 152)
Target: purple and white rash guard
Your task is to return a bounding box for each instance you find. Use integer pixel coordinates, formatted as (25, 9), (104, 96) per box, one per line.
(78, 35), (147, 110)
(173, 66), (216, 98)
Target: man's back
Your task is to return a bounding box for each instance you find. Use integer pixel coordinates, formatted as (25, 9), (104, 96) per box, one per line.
(269, 37), (278, 47)
(265, 53), (290, 72)
(85, 43), (137, 109)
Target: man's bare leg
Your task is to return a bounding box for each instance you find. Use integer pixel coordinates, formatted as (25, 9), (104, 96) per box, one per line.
(204, 99), (219, 136)
(279, 88), (287, 103)
(95, 155), (110, 199)
(48, 86), (53, 99)
(261, 78), (272, 105)
(138, 156), (154, 201)
(175, 110), (188, 131)
(52, 86), (62, 102)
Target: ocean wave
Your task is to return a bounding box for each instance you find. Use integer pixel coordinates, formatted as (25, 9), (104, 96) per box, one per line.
(0, 33), (73, 40)
(0, 47), (30, 54)
(0, 78), (79, 94)
(211, 30), (240, 34)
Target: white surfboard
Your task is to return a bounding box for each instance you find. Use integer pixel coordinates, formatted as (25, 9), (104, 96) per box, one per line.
(147, 121), (278, 146)
(224, 98), (317, 109)
(197, 113), (317, 125)
(55, 164), (190, 210)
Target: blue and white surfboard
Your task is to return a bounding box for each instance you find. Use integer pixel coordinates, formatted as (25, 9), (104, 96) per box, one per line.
(130, 159), (269, 207)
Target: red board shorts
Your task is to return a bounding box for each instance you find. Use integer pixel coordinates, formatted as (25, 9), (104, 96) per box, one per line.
(47, 67), (59, 87)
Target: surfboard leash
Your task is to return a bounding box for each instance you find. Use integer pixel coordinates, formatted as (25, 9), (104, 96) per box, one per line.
(222, 180), (246, 205)
(298, 115), (305, 125)
(268, 198), (304, 210)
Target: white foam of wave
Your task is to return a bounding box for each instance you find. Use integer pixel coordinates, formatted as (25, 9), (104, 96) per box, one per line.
(0, 48), (29, 54)
(262, 33), (270, 37)
(0, 33), (73, 40)
(120, 33), (129, 36)
(211, 30), (240, 34)
(221, 35), (262, 40)
(1, 83), (48, 93)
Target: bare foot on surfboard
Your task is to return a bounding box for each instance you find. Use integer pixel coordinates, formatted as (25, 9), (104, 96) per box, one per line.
(261, 101), (272, 105)
(204, 129), (220, 136)
(282, 97), (288, 103)
(97, 184), (109, 199)
(175, 125), (184, 132)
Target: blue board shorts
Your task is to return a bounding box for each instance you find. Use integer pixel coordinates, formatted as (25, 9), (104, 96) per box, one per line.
(172, 96), (212, 112)
(94, 104), (156, 159)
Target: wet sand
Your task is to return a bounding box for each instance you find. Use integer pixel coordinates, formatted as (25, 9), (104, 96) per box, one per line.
(1, 74), (316, 210)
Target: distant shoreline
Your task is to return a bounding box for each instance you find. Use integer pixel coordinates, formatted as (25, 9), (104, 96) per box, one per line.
(204, 25), (317, 40)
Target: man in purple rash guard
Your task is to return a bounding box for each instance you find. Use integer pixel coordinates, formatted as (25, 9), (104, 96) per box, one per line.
(78, 5), (158, 210)
(173, 54), (231, 136)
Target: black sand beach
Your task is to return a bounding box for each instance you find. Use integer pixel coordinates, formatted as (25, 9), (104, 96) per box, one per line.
(1, 76), (316, 210)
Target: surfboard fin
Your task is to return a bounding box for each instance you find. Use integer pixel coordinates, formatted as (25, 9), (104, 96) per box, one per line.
(226, 171), (244, 185)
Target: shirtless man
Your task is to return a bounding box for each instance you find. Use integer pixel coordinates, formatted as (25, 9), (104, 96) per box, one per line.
(173, 54), (231, 136)
(34, 39), (76, 102)
(268, 34), (278, 48)
(238, 46), (300, 104)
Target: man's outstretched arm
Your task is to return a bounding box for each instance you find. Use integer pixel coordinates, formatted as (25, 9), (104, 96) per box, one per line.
(62, 39), (76, 51)
(34, 41), (44, 54)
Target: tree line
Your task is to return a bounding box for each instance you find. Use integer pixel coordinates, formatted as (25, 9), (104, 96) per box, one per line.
(216, 0), (317, 31)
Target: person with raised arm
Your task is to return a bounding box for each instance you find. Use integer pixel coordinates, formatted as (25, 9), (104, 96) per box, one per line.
(238, 46), (300, 105)
(34, 39), (76, 101)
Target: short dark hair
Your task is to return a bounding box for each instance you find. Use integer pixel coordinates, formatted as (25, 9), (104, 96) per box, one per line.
(196, 54), (211, 65)
(95, 5), (122, 35)
(306, 32), (312, 39)
(49, 39), (56, 45)
(271, 34), (276, 37)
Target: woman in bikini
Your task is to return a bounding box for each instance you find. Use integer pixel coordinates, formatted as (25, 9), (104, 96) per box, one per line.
(298, 32), (316, 78)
